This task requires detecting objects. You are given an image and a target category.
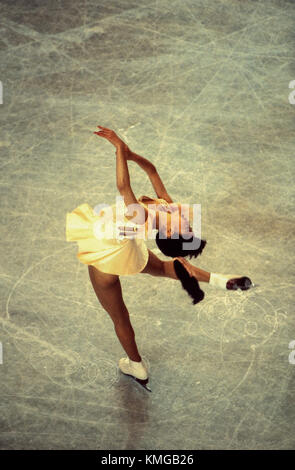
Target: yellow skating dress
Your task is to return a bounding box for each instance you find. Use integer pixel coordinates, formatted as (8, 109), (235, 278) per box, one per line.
(66, 200), (152, 275)
(66, 196), (192, 276)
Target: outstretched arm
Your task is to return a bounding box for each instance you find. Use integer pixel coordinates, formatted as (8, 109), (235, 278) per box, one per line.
(94, 126), (148, 223)
(127, 149), (193, 232)
(127, 148), (173, 203)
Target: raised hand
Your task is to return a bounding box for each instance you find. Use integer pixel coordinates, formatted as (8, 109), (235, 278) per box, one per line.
(94, 125), (128, 150)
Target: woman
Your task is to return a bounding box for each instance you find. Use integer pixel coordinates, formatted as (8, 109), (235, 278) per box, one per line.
(66, 126), (253, 391)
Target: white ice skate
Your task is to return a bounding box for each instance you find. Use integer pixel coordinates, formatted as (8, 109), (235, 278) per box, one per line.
(118, 357), (151, 392)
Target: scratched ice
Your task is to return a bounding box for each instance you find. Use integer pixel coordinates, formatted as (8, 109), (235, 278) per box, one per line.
(0, 0), (294, 450)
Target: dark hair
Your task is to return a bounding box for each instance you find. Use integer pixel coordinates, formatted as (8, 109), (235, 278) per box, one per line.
(173, 259), (205, 305)
(155, 231), (207, 259)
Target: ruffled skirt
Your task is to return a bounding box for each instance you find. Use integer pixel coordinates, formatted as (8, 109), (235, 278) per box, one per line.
(66, 203), (149, 275)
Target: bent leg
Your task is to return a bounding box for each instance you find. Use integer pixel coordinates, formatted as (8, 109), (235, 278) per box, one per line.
(88, 265), (142, 362)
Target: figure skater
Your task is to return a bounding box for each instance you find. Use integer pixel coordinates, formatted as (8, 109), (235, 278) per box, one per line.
(66, 126), (253, 391)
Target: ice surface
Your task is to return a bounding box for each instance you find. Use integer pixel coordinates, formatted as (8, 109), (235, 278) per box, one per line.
(0, 0), (294, 450)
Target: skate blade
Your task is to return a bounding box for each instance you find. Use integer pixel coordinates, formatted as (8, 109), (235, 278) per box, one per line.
(122, 372), (152, 392)
(135, 377), (152, 392)
(250, 282), (258, 288)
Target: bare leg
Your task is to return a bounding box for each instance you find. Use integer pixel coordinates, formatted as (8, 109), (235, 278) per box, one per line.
(88, 265), (142, 362)
(140, 251), (252, 291)
(163, 258), (210, 282)
(140, 249), (210, 282)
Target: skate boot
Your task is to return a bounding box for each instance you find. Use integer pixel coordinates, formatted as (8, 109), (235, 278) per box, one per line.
(118, 357), (151, 392)
(209, 273), (253, 290)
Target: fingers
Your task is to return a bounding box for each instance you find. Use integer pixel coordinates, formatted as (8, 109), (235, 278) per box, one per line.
(97, 125), (112, 132)
(93, 130), (109, 138)
(94, 126), (114, 140)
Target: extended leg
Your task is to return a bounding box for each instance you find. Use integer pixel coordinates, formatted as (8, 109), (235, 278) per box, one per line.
(164, 257), (210, 282)
(140, 250), (252, 289)
(140, 250), (206, 304)
(139, 251), (252, 305)
(140, 249), (210, 282)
